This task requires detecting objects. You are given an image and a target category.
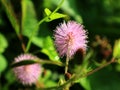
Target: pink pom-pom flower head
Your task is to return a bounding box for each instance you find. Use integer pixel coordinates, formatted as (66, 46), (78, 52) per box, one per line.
(54, 21), (88, 58)
(13, 54), (41, 85)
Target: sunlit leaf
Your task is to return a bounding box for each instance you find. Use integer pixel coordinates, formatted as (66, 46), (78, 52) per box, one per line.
(32, 36), (44, 48)
(44, 8), (52, 16)
(0, 33), (8, 53)
(41, 36), (60, 61)
(44, 8), (66, 22)
(115, 62), (120, 71)
(46, 12), (67, 22)
(0, 54), (7, 73)
(79, 77), (91, 90)
(45, 80), (57, 87)
(113, 39), (120, 58)
(21, 0), (38, 37)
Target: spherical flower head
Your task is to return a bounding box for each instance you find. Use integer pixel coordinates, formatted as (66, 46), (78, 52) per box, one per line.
(13, 54), (41, 85)
(54, 21), (88, 58)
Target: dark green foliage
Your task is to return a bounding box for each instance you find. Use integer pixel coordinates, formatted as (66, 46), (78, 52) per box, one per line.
(1, 0), (120, 90)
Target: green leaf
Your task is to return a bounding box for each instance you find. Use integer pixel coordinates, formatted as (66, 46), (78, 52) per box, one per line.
(79, 77), (91, 90)
(115, 62), (120, 71)
(0, 33), (8, 53)
(50, 0), (83, 23)
(39, 70), (58, 87)
(41, 36), (60, 61)
(3, 70), (16, 90)
(11, 58), (63, 68)
(113, 39), (120, 58)
(32, 36), (44, 48)
(47, 12), (67, 22)
(45, 80), (57, 87)
(31, 23), (52, 48)
(0, 54), (7, 73)
(11, 60), (39, 68)
(21, 0), (38, 37)
(5, 70), (16, 84)
(44, 8), (67, 22)
(44, 8), (52, 16)
(1, 0), (20, 36)
(40, 70), (52, 82)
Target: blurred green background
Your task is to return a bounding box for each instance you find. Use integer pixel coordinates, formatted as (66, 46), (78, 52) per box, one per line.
(0, 0), (120, 90)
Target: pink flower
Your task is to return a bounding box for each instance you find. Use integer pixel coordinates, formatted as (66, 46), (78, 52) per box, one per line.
(13, 54), (41, 85)
(54, 21), (87, 58)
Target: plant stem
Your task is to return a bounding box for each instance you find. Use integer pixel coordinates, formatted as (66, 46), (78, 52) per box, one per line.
(37, 59), (64, 67)
(11, 58), (64, 68)
(25, 17), (47, 53)
(65, 53), (69, 74)
(82, 58), (116, 78)
(38, 75), (76, 90)
(38, 58), (116, 90)
(25, 0), (65, 53)
(65, 44), (71, 74)
(52, 0), (64, 14)
(19, 34), (26, 52)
